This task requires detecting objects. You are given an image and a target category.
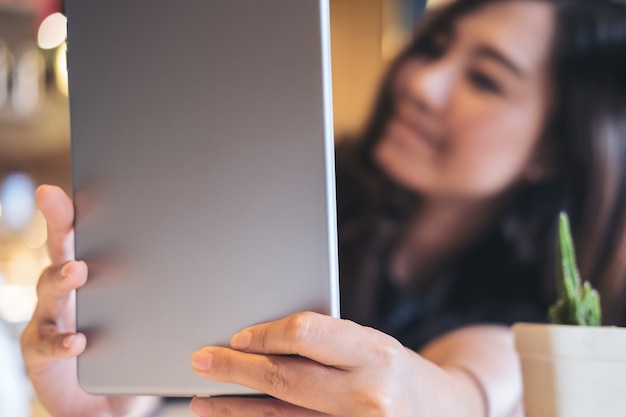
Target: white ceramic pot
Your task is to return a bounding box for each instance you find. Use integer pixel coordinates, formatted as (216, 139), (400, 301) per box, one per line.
(513, 323), (626, 417)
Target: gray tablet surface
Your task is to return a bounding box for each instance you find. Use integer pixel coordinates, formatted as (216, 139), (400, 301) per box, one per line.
(66, 0), (338, 396)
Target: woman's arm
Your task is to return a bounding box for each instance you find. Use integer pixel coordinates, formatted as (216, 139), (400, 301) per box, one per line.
(420, 325), (523, 417)
(189, 312), (522, 417)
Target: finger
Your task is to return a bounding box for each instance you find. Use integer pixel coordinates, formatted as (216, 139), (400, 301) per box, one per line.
(34, 261), (87, 325)
(190, 396), (327, 417)
(229, 312), (385, 368)
(36, 185), (75, 265)
(36, 261), (88, 305)
(21, 324), (86, 367)
(38, 332), (87, 360)
(191, 348), (342, 414)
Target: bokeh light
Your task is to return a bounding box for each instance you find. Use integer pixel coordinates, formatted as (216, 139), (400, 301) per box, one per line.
(0, 173), (36, 231)
(37, 12), (67, 50)
(55, 41), (68, 96)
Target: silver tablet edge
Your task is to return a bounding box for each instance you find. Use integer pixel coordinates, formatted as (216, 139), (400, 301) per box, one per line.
(319, 0), (340, 320)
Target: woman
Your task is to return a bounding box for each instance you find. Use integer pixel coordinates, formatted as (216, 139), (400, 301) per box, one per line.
(20, 0), (626, 416)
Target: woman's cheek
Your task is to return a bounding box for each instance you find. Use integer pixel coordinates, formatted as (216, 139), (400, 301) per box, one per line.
(443, 129), (532, 197)
(457, 100), (543, 189)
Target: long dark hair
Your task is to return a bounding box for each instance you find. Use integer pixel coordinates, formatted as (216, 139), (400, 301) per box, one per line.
(337, 0), (626, 332)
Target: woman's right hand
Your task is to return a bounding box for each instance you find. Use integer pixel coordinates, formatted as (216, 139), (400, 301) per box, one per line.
(20, 185), (160, 417)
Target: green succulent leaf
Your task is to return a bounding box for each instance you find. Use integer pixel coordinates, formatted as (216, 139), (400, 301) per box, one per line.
(548, 212), (602, 326)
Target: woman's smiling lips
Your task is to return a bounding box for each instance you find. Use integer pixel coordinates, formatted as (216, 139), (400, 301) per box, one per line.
(391, 113), (447, 153)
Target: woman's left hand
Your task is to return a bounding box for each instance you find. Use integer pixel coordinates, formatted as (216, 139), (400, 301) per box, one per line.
(189, 311), (429, 417)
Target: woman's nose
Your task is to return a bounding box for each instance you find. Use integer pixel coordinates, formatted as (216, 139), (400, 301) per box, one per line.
(404, 58), (456, 114)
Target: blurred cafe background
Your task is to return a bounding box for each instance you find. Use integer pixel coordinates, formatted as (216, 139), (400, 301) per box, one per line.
(0, 0), (443, 415)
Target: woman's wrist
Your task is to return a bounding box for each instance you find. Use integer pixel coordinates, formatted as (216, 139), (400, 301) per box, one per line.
(412, 354), (487, 417)
(441, 364), (489, 417)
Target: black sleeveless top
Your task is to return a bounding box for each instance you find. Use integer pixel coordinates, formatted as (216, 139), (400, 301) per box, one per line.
(334, 145), (551, 351)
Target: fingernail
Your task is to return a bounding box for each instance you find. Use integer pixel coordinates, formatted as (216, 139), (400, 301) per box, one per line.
(191, 351), (213, 371)
(60, 262), (72, 278)
(230, 331), (251, 350)
(63, 335), (75, 348)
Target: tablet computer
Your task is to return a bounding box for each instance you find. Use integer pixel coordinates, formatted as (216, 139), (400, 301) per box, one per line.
(66, 0), (339, 396)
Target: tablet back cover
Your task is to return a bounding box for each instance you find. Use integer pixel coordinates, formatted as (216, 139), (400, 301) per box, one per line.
(66, 0), (338, 396)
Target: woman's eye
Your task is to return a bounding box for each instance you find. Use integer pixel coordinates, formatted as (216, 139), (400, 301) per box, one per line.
(468, 70), (503, 95)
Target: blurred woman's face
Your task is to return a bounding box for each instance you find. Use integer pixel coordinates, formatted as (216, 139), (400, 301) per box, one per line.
(375, 0), (554, 200)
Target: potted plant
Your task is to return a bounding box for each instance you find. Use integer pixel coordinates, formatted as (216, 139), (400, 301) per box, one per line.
(512, 213), (626, 417)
